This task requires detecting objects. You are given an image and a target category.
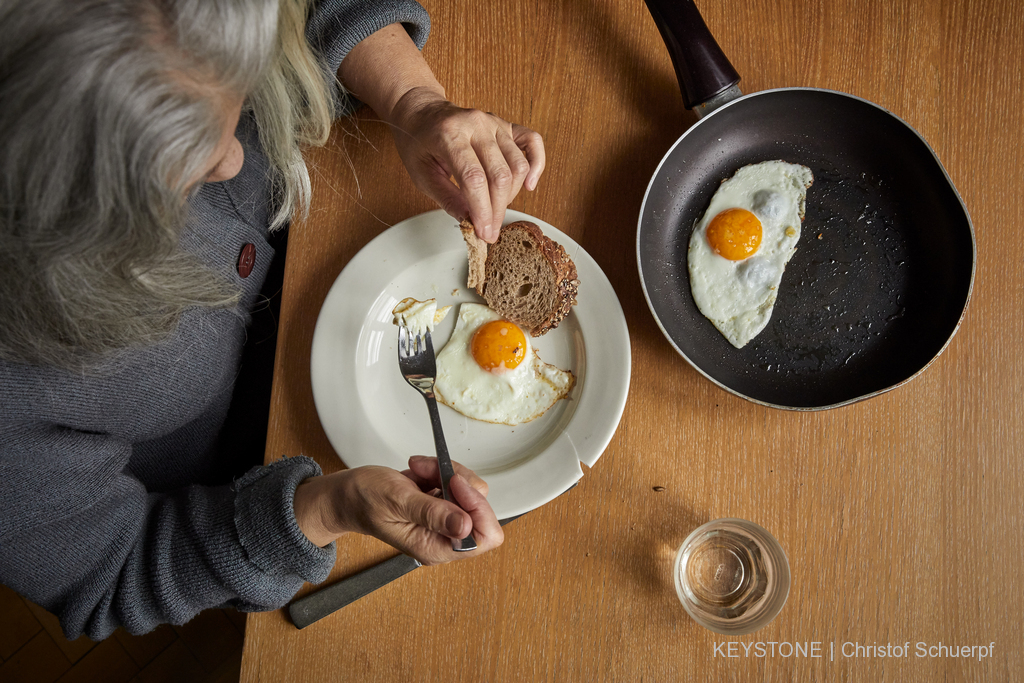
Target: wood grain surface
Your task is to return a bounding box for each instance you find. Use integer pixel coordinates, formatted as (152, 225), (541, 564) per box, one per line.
(242, 0), (1024, 680)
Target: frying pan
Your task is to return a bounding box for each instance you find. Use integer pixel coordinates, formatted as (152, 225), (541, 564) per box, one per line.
(637, 0), (975, 410)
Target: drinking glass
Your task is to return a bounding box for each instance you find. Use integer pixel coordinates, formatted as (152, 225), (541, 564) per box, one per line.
(673, 518), (790, 635)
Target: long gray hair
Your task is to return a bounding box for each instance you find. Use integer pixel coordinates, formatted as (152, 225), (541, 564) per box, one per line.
(0, 0), (333, 369)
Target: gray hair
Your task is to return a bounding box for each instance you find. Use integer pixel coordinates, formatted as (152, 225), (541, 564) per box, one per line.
(0, 0), (334, 369)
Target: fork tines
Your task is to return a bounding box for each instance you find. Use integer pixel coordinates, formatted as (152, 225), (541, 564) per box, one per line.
(398, 326), (430, 357)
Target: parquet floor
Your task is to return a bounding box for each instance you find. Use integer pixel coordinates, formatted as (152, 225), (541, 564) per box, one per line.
(0, 584), (243, 683)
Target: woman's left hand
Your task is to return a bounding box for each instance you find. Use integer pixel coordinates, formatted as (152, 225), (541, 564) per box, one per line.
(387, 86), (546, 243)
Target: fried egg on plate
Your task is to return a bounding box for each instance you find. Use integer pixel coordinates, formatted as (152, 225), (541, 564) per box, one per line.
(433, 303), (575, 425)
(688, 160), (814, 348)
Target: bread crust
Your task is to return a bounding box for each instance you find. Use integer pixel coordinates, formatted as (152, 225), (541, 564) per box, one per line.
(484, 221), (579, 336)
(458, 219), (488, 295)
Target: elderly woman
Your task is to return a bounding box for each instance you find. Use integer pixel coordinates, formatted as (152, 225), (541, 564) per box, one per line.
(0, 0), (544, 640)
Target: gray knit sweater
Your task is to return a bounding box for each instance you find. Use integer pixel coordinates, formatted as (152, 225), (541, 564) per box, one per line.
(0, 0), (429, 641)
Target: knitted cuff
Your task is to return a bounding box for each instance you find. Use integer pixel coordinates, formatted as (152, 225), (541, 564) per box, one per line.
(305, 0), (432, 116)
(233, 455), (336, 584)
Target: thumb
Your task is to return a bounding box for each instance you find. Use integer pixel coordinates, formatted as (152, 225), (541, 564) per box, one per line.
(402, 490), (470, 539)
(407, 160), (471, 227)
(450, 474), (503, 548)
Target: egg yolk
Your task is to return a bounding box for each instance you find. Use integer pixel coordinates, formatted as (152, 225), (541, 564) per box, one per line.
(706, 208), (762, 260)
(471, 320), (527, 372)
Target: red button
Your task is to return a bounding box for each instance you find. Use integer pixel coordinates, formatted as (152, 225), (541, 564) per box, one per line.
(237, 243), (255, 278)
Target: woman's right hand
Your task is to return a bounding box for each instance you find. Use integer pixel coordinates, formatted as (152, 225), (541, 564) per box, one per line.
(293, 456), (503, 565)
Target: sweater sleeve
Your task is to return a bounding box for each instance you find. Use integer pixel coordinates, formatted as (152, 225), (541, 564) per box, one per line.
(0, 423), (335, 640)
(306, 0), (431, 115)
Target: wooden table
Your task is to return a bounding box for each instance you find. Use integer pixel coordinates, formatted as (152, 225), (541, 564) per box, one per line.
(242, 0), (1023, 680)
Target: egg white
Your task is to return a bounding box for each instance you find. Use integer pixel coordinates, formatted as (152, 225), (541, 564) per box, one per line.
(687, 160), (813, 348)
(433, 303), (575, 425)
(392, 297), (451, 336)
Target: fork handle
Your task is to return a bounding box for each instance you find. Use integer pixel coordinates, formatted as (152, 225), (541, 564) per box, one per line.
(423, 394), (477, 552)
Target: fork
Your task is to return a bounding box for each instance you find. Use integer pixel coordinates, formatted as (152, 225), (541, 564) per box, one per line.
(397, 325), (477, 552)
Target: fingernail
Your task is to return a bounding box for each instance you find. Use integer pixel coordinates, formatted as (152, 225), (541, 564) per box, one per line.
(445, 511), (463, 536)
(409, 455), (428, 462)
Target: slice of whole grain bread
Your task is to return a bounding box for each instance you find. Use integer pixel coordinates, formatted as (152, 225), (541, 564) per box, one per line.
(480, 221), (579, 336)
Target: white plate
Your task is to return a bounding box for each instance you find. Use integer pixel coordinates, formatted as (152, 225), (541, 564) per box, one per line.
(310, 210), (630, 519)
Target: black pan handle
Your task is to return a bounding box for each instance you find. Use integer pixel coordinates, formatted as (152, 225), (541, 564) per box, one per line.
(643, 0), (740, 110)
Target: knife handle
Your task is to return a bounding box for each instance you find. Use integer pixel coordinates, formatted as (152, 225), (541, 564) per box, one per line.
(289, 553), (422, 629)
(288, 514), (525, 629)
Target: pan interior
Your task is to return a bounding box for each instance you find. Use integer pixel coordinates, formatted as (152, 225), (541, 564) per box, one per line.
(638, 90), (973, 408)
